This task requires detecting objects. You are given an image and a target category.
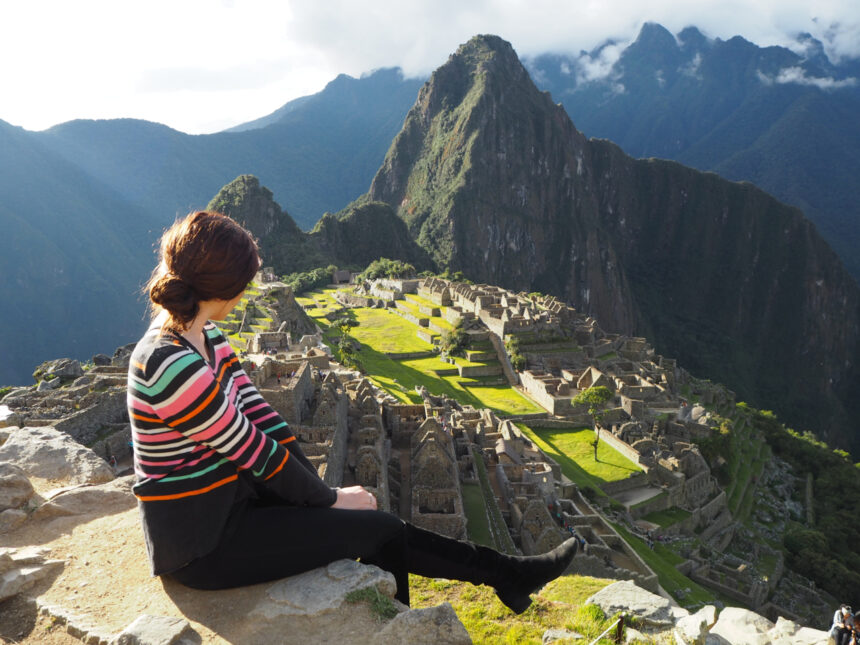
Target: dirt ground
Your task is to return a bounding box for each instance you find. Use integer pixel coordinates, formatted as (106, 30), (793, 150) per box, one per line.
(0, 476), (210, 644)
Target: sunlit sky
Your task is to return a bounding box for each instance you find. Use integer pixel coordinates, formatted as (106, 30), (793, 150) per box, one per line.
(2, 0), (857, 134)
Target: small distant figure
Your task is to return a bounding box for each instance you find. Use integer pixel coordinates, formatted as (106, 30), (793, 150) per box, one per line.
(108, 454), (118, 470)
(831, 604), (854, 645)
(276, 373), (281, 385)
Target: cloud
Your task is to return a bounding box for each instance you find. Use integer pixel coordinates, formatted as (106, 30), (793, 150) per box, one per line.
(680, 53), (704, 79)
(573, 42), (628, 84)
(2, 0), (860, 133)
(758, 66), (858, 89)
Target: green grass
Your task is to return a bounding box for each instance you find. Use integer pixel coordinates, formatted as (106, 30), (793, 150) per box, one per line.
(518, 425), (641, 492)
(609, 521), (716, 609)
(404, 292), (444, 309)
(304, 301), (543, 416)
(641, 506), (692, 528)
(409, 574), (617, 644)
(472, 446), (516, 553)
(350, 308), (436, 354)
(462, 482), (493, 547)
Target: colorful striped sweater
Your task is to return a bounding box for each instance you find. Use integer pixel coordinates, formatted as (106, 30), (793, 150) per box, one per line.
(127, 322), (336, 575)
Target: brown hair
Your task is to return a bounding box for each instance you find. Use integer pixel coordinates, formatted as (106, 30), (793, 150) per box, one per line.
(146, 211), (260, 331)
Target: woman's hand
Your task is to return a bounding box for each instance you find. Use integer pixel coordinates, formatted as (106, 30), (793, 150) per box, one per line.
(331, 486), (377, 510)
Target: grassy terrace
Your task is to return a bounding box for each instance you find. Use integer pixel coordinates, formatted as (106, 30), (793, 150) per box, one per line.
(608, 521), (716, 609)
(517, 425), (641, 494)
(462, 482), (493, 547)
(297, 289), (544, 417)
(641, 506), (692, 528)
(410, 574), (615, 644)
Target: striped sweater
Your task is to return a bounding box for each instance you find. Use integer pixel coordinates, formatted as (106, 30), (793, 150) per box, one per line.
(127, 322), (336, 575)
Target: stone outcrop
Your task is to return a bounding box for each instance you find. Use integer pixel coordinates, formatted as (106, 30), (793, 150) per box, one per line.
(0, 425), (114, 485)
(585, 581), (830, 645)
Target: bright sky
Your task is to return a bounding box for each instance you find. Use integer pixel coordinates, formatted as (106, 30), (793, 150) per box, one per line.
(2, 0), (858, 134)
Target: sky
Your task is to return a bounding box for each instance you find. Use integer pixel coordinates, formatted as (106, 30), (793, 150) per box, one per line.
(1, 0), (858, 134)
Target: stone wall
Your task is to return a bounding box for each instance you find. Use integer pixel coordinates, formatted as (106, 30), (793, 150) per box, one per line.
(53, 391), (127, 446)
(599, 472), (649, 496)
(458, 364), (503, 378)
(599, 430), (646, 469)
(629, 491), (672, 520)
(261, 362), (315, 425)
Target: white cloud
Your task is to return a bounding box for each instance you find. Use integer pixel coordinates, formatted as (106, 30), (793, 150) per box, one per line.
(758, 66), (857, 89)
(0, 0), (858, 133)
(573, 42), (628, 84)
(680, 53), (704, 79)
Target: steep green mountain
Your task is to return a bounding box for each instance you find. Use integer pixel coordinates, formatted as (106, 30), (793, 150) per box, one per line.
(206, 174), (429, 274)
(33, 68), (423, 231)
(367, 35), (860, 452)
(526, 23), (860, 281)
(0, 120), (156, 385)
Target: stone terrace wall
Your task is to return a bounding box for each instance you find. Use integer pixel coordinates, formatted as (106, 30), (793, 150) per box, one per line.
(54, 391), (127, 446)
(600, 430), (646, 469)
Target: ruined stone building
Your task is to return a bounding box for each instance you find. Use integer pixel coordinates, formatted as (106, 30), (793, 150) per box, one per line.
(409, 418), (467, 540)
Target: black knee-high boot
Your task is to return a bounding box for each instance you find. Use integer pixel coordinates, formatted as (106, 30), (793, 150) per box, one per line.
(360, 526), (412, 606)
(403, 523), (578, 614)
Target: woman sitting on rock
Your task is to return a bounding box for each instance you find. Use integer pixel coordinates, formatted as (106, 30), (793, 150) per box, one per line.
(127, 210), (577, 613)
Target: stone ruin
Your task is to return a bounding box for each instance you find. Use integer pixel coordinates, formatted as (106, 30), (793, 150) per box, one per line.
(409, 418), (466, 539)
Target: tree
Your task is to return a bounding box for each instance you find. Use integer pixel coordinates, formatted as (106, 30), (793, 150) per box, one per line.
(440, 320), (468, 357)
(334, 316), (358, 336)
(573, 386), (613, 453)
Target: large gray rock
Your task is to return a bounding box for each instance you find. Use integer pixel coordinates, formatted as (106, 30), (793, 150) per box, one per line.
(34, 358), (84, 381)
(585, 580), (688, 628)
(376, 603), (471, 644)
(227, 560), (472, 645)
(767, 617), (830, 645)
(0, 462), (34, 511)
(37, 377), (60, 391)
(0, 509), (28, 533)
(0, 406), (23, 428)
(676, 605), (717, 645)
(32, 476), (135, 520)
(710, 607), (774, 645)
(111, 614), (198, 645)
(0, 546), (65, 602)
(252, 558), (397, 619)
(0, 426), (114, 484)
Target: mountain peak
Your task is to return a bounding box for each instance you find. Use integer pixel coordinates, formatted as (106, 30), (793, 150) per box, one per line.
(207, 174), (300, 241)
(633, 22), (678, 50)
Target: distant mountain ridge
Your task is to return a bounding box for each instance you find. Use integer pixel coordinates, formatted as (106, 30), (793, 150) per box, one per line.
(525, 23), (860, 280)
(0, 69), (421, 385)
(365, 34), (860, 453)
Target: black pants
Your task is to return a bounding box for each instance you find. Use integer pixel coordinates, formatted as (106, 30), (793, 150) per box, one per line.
(834, 626), (852, 645)
(169, 499), (451, 605)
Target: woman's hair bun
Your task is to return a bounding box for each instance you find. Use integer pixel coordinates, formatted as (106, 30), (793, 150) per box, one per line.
(148, 272), (199, 329)
(145, 211), (260, 332)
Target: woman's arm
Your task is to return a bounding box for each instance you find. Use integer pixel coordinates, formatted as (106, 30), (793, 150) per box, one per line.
(130, 344), (335, 507)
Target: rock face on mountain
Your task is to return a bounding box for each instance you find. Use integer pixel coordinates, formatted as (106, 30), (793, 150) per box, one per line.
(208, 175), (429, 274)
(311, 201), (432, 270)
(368, 35), (860, 451)
(527, 23), (860, 282)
